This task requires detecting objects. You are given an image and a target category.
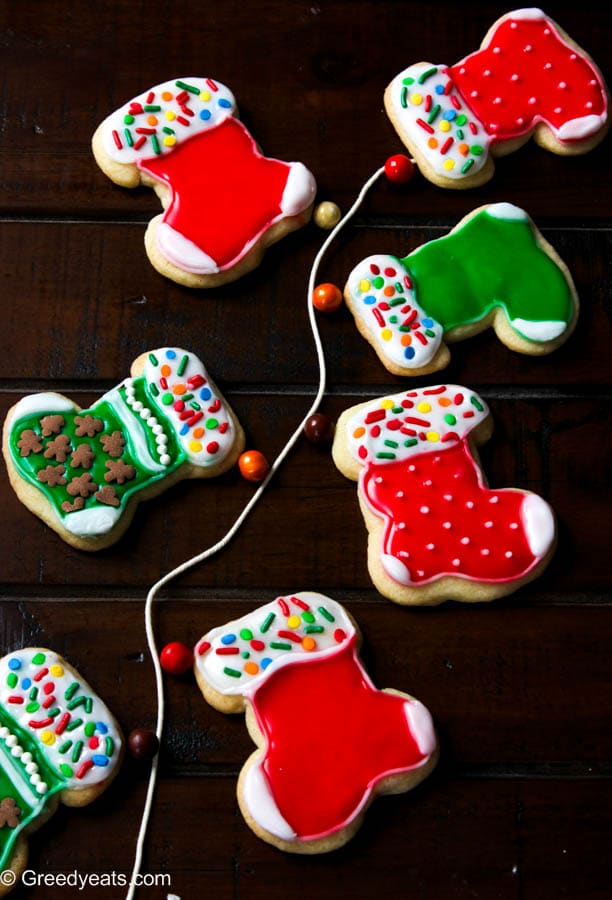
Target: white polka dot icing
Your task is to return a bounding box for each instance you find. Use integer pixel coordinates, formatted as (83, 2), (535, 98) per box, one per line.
(346, 385), (489, 465)
(195, 593), (356, 697)
(100, 77), (237, 164)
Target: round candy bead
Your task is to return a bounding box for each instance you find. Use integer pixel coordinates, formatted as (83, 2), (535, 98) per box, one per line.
(312, 283), (343, 313)
(304, 413), (335, 445)
(160, 641), (193, 675)
(314, 201), (342, 230)
(239, 450), (270, 482)
(128, 728), (160, 761)
(384, 154), (415, 184)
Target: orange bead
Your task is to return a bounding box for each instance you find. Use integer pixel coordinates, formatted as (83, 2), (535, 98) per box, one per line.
(312, 283), (343, 313)
(239, 450), (270, 482)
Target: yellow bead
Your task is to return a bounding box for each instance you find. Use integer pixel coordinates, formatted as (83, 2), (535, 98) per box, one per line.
(287, 615), (301, 629)
(411, 93), (423, 105)
(426, 431), (440, 442)
(439, 120), (451, 132)
(443, 159), (456, 171)
(165, 110), (176, 121)
(381, 398), (394, 409)
(381, 328), (392, 341)
(359, 279), (371, 293)
(189, 440), (203, 452)
(163, 136), (177, 147)
(41, 730), (55, 746)
(200, 90), (211, 102)
(417, 402), (432, 413)
(50, 664), (64, 677)
(314, 201), (342, 230)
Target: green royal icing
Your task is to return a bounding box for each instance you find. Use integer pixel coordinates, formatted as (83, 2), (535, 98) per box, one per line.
(7, 376), (182, 531)
(404, 205), (575, 341)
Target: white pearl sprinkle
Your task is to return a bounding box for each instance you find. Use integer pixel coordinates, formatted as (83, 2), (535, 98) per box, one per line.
(505, 551), (513, 559)
(11, 745), (23, 758)
(375, 476), (384, 484)
(426, 543), (435, 550)
(396, 491), (405, 499)
(6, 735), (17, 748)
(423, 479), (433, 487)
(408, 464), (416, 472)
(493, 46), (501, 54)
(160, 454), (171, 466)
(139, 408), (151, 420)
(493, 97), (503, 105)
(471, 90), (479, 99)
(398, 522), (406, 530)
(524, 44), (533, 52)
(132, 400), (143, 412)
(485, 521), (494, 528)
(26, 762), (38, 775)
(483, 68), (492, 77)
(156, 434), (168, 447)
(528, 97), (537, 105)
(0, 727), (9, 738)
(420, 506), (430, 514)
(481, 548), (491, 557)
(558, 81), (567, 90)
(461, 537), (470, 545)
(30, 772), (41, 785)
(21, 752), (32, 764)
(148, 417), (158, 428)
(465, 501), (475, 509)
(510, 522), (519, 530)
(511, 73), (520, 82)
(443, 522), (452, 530)
(398, 551), (410, 559)
(152, 424), (164, 435)
(443, 493), (453, 501)
(36, 782), (48, 795)
(452, 559), (461, 567)
(489, 496), (499, 504)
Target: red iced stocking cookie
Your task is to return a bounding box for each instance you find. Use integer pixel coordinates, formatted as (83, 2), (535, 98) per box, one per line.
(332, 385), (556, 605)
(385, 9), (609, 188)
(194, 592), (437, 853)
(93, 78), (316, 286)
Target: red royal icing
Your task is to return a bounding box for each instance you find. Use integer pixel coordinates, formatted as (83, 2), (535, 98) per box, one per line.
(252, 636), (428, 839)
(361, 441), (538, 584)
(449, 15), (607, 141)
(139, 117), (293, 270)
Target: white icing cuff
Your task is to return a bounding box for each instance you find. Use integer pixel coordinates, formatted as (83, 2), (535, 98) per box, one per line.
(486, 203), (528, 221)
(521, 493), (555, 559)
(156, 223), (220, 274)
(403, 700), (437, 758)
(381, 553), (412, 586)
(61, 505), (123, 538)
(555, 113), (607, 142)
(9, 393), (78, 422)
(500, 8), (546, 23)
(345, 254), (444, 370)
(279, 162), (317, 216)
(510, 318), (567, 342)
(242, 760), (297, 841)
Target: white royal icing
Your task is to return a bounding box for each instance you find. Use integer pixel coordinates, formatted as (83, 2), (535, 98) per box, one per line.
(387, 63), (491, 180)
(62, 505), (123, 538)
(403, 699), (437, 757)
(143, 348), (237, 468)
(156, 223), (220, 275)
(8, 394), (78, 423)
(345, 254), (444, 370)
(521, 492), (555, 558)
(279, 162), (317, 216)
(101, 77), (238, 164)
(195, 593), (356, 697)
(346, 385), (490, 466)
(241, 760), (298, 841)
(0, 648), (122, 791)
(510, 318), (567, 342)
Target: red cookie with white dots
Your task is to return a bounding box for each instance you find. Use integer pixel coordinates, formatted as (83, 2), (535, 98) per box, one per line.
(332, 384), (556, 606)
(385, 8), (609, 189)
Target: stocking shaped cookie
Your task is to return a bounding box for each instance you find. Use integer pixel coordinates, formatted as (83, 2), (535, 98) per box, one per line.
(332, 385), (556, 606)
(385, 9), (609, 188)
(195, 593), (436, 853)
(92, 78), (316, 287)
(0, 648), (122, 892)
(3, 347), (244, 550)
(345, 203), (578, 376)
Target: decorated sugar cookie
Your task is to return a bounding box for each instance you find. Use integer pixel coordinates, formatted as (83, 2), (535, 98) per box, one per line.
(345, 203), (578, 375)
(385, 9), (609, 188)
(0, 648), (122, 893)
(332, 385), (556, 606)
(92, 78), (317, 287)
(2, 348), (244, 550)
(194, 592), (437, 853)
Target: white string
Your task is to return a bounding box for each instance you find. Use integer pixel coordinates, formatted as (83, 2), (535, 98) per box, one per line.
(126, 165), (385, 900)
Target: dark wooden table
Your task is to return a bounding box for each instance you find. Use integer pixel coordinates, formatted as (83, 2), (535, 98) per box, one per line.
(1, 1), (611, 897)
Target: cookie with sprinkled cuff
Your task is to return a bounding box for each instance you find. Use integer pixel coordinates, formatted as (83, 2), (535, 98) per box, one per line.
(0, 648), (122, 894)
(385, 9), (609, 188)
(92, 77), (316, 287)
(194, 592), (437, 853)
(344, 203), (578, 376)
(2, 347), (245, 550)
(332, 385), (556, 606)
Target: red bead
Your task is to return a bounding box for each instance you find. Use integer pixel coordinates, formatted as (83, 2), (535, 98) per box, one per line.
(160, 641), (193, 675)
(239, 450), (270, 482)
(384, 154), (415, 184)
(304, 413), (335, 445)
(128, 728), (160, 761)
(312, 282), (343, 313)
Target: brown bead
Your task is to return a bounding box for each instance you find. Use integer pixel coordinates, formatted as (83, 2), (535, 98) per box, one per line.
(304, 413), (335, 445)
(128, 728), (159, 761)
